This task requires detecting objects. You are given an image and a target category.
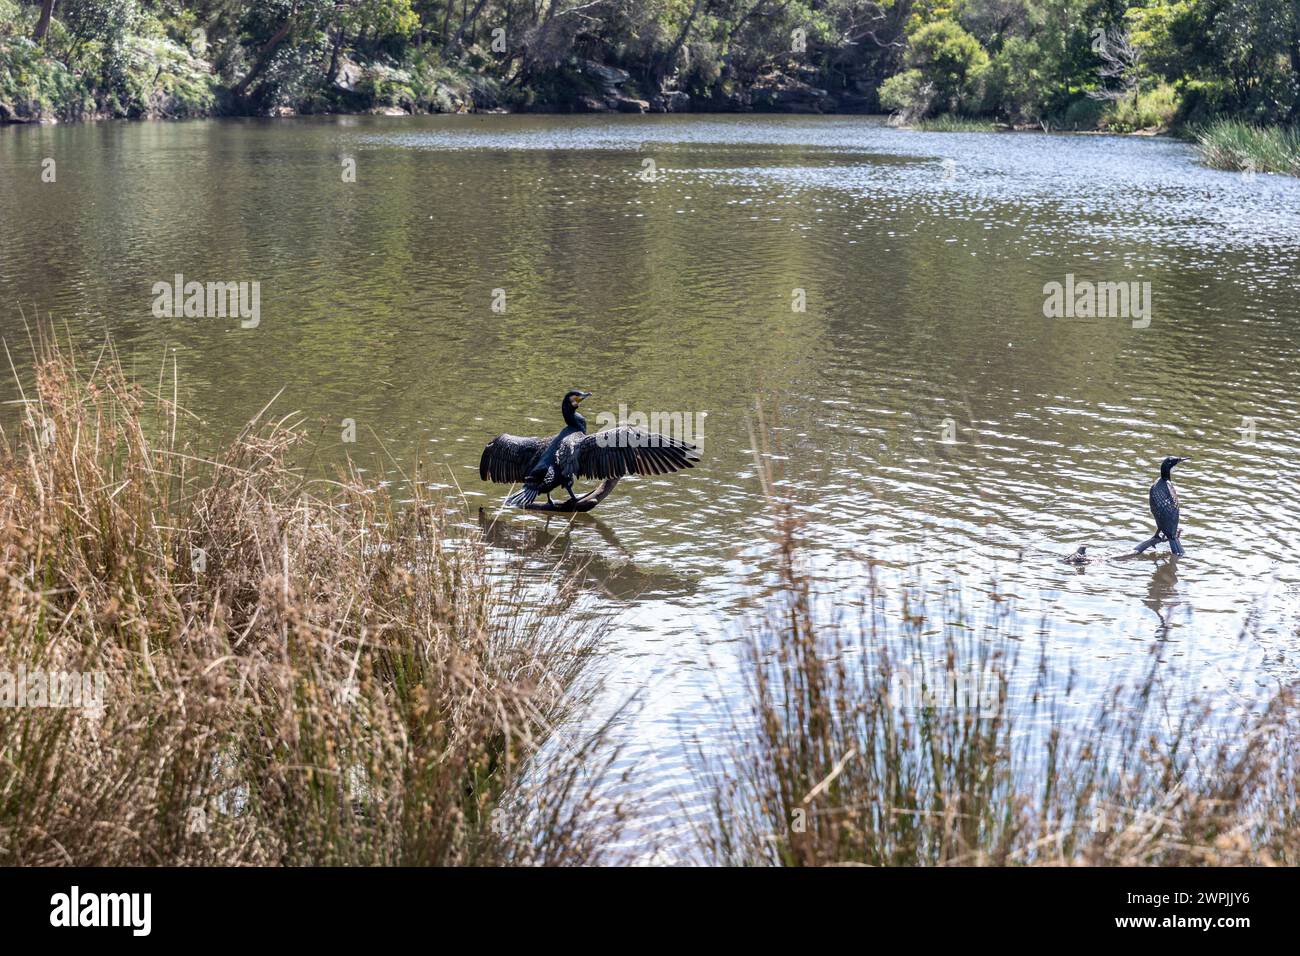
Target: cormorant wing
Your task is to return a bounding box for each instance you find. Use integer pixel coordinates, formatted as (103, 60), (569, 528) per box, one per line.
(575, 427), (700, 480)
(1150, 480), (1180, 538)
(480, 434), (549, 483)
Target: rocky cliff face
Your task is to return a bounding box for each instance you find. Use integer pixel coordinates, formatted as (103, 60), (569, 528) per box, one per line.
(567, 61), (656, 114)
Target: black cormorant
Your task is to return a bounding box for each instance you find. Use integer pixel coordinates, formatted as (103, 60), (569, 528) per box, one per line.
(480, 390), (700, 509)
(1136, 456), (1187, 556)
(1063, 546), (1089, 564)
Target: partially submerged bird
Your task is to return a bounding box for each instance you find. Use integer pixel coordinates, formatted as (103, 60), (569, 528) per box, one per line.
(1063, 546), (1090, 565)
(480, 390), (700, 510)
(1136, 456), (1187, 556)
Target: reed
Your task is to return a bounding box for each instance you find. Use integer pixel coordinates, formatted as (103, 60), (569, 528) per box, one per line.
(694, 496), (1298, 866)
(914, 115), (1000, 133)
(0, 333), (616, 865)
(1194, 120), (1300, 176)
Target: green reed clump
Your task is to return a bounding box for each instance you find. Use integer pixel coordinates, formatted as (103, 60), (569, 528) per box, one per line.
(694, 504), (1299, 866)
(915, 114), (1000, 133)
(0, 334), (616, 865)
(1195, 120), (1300, 175)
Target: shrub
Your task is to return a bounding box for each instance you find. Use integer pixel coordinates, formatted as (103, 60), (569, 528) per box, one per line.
(0, 36), (96, 120)
(61, 0), (140, 100)
(1058, 96), (1107, 131)
(906, 20), (989, 116)
(879, 67), (932, 119)
(982, 36), (1049, 123)
(0, 0), (31, 38)
(1104, 82), (1180, 132)
(681, 39), (722, 96)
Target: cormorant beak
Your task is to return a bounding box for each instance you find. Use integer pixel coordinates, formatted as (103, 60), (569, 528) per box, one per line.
(576, 391), (591, 404)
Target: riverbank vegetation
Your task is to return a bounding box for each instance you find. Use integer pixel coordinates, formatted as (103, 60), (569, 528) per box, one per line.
(0, 335), (616, 865)
(693, 502), (1300, 866)
(1194, 119), (1300, 175)
(914, 114), (998, 132)
(1, 0), (1298, 147)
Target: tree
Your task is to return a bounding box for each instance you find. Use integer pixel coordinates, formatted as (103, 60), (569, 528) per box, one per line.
(905, 19), (989, 113)
(879, 67), (933, 118)
(959, 0), (1032, 53)
(1087, 23), (1141, 110)
(325, 0), (418, 83)
(33, 0), (57, 43)
(984, 35), (1050, 120)
(1196, 0), (1299, 120)
(231, 0), (331, 100)
(61, 0), (141, 96)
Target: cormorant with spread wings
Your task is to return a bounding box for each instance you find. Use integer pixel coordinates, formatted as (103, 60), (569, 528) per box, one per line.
(480, 390), (700, 510)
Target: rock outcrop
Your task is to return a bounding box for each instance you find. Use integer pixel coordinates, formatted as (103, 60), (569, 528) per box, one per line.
(566, 60), (655, 113)
(649, 90), (692, 113)
(750, 71), (833, 113)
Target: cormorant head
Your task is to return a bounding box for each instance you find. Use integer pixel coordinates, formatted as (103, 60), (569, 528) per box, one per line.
(562, 390), (592, 430)
(1160, 456), (1186, 479)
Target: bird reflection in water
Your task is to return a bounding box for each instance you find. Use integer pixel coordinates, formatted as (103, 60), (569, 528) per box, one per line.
(1142, 558), (1182, 637)
(476, 509), (697, 602)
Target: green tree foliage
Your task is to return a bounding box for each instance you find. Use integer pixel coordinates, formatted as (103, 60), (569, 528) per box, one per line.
(62, 0), (140, 95)
(906, 19), (988, 113)
(879, 67), (929, 115)
(2, 0), (1299, 126)
(983, 35), (1049, 121)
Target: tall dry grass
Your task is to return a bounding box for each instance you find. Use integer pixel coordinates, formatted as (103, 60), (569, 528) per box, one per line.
(695, 496), (1300, 866)
(0, 335), (616, 865)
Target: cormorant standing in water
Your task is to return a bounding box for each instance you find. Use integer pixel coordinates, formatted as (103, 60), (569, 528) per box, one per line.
(1136, 456), (1187, 556)
(480, 390), (700, 509)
